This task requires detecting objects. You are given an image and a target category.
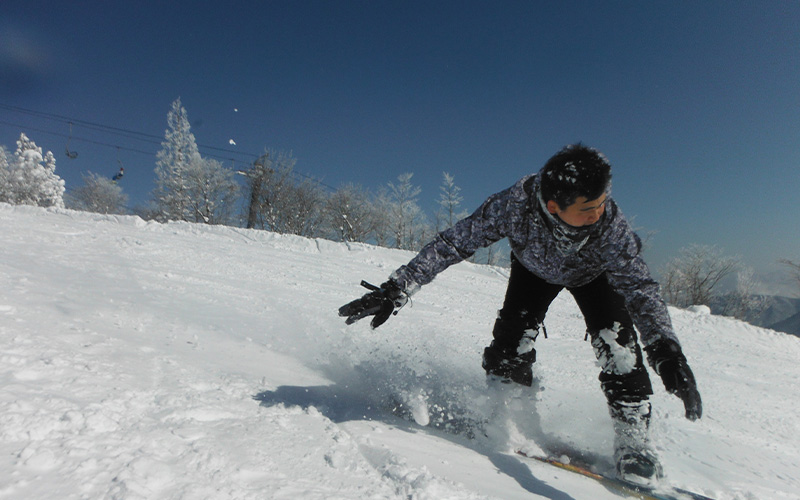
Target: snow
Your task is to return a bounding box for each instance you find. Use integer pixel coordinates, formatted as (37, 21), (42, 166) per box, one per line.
(1, 203), (799, 500)
(687, 305), (711, 315)
(20, 149), (43, 163)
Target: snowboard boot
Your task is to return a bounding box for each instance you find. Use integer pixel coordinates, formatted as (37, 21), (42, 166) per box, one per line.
(482, 330), (538, 387)
(615, 446), (662, 486)
(610, 399), (663, 485)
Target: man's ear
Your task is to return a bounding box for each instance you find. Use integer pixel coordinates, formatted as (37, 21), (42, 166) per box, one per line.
(546, 200), (560, 214)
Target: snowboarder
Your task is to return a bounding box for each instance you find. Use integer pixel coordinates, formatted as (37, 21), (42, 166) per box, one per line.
(338, 144), (702, 485)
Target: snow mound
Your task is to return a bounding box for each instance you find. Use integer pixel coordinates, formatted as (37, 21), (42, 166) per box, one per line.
(687, 304), (712, 315)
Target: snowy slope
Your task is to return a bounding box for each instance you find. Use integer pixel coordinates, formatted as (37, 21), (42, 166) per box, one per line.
(1, 203), (798, 500)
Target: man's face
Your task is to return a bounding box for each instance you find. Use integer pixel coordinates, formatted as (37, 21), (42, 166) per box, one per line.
(547, 194), (607, 228)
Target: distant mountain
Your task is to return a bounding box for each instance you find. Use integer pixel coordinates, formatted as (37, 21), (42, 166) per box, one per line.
(755, 296), (800, 328)
(770, 311), (800, 338)
(709, 295), (800, 337)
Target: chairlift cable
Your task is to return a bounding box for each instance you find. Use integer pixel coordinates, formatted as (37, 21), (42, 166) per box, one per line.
(1, 105), (337, 192)
(65, 122), (78, 159)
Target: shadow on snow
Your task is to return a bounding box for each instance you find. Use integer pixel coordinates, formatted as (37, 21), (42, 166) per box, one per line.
(253, 380), (580, 500)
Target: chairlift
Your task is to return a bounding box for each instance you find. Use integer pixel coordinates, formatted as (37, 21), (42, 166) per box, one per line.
(112, 147), (124, 182)
(65, 122), (79, 159)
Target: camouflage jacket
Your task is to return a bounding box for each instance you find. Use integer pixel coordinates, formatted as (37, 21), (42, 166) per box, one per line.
(390, 174), (676, 347)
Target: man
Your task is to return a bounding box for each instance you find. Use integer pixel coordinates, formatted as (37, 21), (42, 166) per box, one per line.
(338, 144), (702, 484)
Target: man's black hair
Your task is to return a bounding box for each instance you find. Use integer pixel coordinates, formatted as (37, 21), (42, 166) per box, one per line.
(539, 143), (612, 209)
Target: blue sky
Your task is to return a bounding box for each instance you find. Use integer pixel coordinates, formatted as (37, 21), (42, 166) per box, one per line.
(1, 1), (798, 283)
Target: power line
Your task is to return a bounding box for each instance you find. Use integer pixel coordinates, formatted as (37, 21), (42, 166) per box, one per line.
(0, 103), (337, 191)
(0, 119), (157, 157)
(0, 103), (162, 142)
(0, 103), (255, 161)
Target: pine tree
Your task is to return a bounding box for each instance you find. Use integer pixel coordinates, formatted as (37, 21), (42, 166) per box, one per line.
(152, 98), (239, 224)
(386, 172), (429, 250)
(436, 172), (467, 231)
(153, 98), (202, 221)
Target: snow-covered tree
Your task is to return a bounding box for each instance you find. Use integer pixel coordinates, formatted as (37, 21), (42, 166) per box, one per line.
(153, 98), (238, 224)
(243, 151), (293, 230)
(660, 244), (739, 308)
(718, 266), (767, 321)
(0, 146), (10, 203)
(153, 98), (203, 221)
(66, 172), (129, 214)
(324, 183), (376, 242)
(280, 177), (327, 237)
(371, 188), (393, 247)
(245, 150), (326, 237)
(1, 133), (65, 208)
(184, 157), (240, 225)
(436, 172), (467, 231)
(246, 150), (294, 231)
(385, 172), (430, 250)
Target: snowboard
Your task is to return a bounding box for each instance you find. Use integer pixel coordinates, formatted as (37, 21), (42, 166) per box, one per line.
(515, 449), (715, 500)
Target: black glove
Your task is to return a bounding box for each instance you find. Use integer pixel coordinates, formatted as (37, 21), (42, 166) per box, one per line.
(645, 338), (702, 421)
(338, 280), (408, 329)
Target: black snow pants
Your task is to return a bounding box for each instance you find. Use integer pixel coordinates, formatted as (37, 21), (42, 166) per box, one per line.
(491, 254), (653, 406)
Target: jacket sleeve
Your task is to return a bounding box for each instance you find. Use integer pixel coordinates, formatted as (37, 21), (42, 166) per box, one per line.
(390, 183), (521, 294)
(603, 221), (679, 348)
